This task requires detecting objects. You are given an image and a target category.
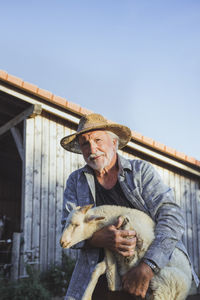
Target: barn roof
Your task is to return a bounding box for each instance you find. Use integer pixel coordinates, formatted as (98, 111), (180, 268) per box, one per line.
(0, 69), (200, 171)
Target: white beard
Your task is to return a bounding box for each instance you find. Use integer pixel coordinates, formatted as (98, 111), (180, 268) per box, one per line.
(85, 148), (116, 171)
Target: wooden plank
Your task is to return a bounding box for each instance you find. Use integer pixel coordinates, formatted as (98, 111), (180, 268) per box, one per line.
(23, 118), (34, 271)
(32, 115), (42, 267)
(196, 182), (200, 293)
(0, 104), (41, 136)
(48, 117), (56, 266)
(168, 169), (175, 200)
(180, 175), (187, 249)
(174, 173), (181, 206)
(55, 123), (64, 264)
(70, 127), (80, 173)
(11, 232), (21, 281)
(185, 178), (193, 259)
(63, 127), (72, 188)
(163, 168), (169, 187)
(40, 116), (49, 271)
(190, 180), (198, 275)
(19, 120), (26, 276)
(62, 127), (78, 260)
(10, 127), (24, 160)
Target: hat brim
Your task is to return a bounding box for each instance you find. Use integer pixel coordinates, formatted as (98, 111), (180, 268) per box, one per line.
(60, 124), (131, 154)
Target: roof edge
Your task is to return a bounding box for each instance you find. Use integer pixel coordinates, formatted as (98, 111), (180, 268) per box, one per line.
(1, 69), (199, 169)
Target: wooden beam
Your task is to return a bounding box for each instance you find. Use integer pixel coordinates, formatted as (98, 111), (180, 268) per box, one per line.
(11, 232), (21, 281)
(0, 85), (79, 124)
(0, 104), (42, 136)
(10, 127), (24, 160)
(127, 141), (200, 177)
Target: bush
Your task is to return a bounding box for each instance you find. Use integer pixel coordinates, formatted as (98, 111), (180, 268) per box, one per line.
(0, 265), (50, 300)
(0, 254), (75, 299)
(41, 253), (75, 297)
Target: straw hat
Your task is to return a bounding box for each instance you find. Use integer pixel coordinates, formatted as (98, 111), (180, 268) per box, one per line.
(60, 113), (132, 154)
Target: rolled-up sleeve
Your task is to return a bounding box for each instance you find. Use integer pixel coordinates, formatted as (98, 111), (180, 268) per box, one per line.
(140, 162), (185, 269)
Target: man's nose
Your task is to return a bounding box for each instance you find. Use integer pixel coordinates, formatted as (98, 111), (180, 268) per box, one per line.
(89, 140), (97, 154)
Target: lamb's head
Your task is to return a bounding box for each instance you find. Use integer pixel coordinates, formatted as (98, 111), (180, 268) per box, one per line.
(60, 204), (105, 249)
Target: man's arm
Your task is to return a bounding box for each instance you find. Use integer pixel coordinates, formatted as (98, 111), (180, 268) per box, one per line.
(140, 161), (185, 268)
(122, 161), (185, 297)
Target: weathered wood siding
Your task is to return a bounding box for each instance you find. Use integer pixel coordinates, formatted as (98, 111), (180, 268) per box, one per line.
(23, 113), (85, 273)
(22, 114), (199, 293)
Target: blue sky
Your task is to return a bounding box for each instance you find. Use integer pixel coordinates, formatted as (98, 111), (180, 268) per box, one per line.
(1, 0), (200, 160)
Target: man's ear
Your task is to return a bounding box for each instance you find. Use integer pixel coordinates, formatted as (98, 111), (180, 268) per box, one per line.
(86, 215), (105, 223)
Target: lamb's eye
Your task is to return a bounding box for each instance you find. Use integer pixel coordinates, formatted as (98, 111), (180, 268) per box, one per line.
(73, 224), (79, 227)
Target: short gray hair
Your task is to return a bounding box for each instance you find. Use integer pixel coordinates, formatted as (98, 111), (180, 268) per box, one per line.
(106, 131), (119, 150)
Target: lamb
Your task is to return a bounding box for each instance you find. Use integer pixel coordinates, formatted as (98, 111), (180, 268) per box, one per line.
(60, 204), (192, 300)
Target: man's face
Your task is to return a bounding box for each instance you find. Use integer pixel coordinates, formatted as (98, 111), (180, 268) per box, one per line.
(78, 130), (117, 171)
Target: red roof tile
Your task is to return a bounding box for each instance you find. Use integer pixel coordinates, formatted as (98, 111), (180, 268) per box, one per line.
(0, 70), (8, 80)
(154, 141), (165, 152)
(52, 94), (68, 107)
(0, 70), (199, 168)
(142, 136), (154, 147)
(131, 130), (143, 141)
(175, 151), (186, 161)
(165, 146), (176, 156)
(7, 74), (23, 86)
(37, 88), (53, 100)
(22, 81), (38, 93)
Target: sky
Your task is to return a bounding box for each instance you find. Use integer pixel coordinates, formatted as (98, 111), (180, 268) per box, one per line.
(1, 0), (200, 160)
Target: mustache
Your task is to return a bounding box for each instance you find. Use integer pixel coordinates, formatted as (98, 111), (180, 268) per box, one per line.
(88, 152), (104, 161)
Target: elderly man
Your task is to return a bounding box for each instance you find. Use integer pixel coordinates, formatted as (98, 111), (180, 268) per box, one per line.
(60, 113), (196, 300)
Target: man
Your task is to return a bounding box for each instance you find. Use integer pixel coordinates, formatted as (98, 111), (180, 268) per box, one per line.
(61, 113), (197, 300)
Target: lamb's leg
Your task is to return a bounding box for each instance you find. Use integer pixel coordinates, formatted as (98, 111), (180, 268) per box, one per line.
(105, 249), (121, 291)
(82, 260), (106, 300)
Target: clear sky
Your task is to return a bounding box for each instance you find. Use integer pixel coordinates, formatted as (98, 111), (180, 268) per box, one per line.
(1, 0), (200, 160)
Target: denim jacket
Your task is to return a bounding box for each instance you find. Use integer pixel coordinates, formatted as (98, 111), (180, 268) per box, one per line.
(62, 155), (199, 300)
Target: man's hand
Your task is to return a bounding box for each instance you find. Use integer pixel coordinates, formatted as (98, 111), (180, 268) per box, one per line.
(86, 217), (137, 257)
(122, 262), (154, 298)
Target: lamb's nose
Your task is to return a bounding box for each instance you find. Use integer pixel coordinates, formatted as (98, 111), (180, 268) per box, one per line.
(60, 239), (65, 248)
(60, 238), (70, 248)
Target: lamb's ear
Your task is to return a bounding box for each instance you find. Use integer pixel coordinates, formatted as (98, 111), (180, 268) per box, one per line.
(79, 204), (94, 214)
(86, 215), (105, 223)
(66, 202), (80, 212)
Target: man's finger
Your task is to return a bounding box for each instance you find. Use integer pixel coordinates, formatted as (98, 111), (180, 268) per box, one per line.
(120, 230), (136, 238)
(114, 216), (124, 229)
(140, 279), (149, 298)
(121, 237), (137, 248)
(117, 248), (135, 257)
(118, 238), (136, 247)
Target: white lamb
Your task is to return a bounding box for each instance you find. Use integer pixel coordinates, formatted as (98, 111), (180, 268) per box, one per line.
(60, 204), (192, 300)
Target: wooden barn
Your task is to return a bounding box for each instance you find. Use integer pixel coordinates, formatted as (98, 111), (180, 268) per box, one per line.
(0, 70), (199, 296)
